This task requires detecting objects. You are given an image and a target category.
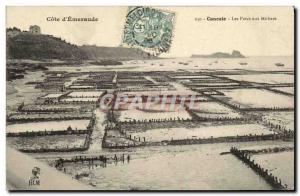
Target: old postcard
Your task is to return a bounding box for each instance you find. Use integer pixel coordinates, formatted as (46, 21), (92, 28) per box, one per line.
(6, 6), (295, 191)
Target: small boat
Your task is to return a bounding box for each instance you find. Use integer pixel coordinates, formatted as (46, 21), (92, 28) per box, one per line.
(275, 63), (284, 67)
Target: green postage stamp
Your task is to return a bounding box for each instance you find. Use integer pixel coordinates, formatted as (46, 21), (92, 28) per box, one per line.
(122, 7), (175, 55)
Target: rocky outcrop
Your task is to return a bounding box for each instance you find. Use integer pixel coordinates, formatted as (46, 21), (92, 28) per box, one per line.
(191, 50), (245, 58)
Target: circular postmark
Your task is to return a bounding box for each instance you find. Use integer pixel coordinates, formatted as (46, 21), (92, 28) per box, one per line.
(123, 7), (175, 55)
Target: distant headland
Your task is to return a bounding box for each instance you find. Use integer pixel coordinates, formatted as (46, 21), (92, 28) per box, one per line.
(191, 50), (245, 58)
(6, 25), (156, 60)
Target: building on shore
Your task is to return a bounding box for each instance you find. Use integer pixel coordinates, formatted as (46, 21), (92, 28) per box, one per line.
(29, 25), (41, 34)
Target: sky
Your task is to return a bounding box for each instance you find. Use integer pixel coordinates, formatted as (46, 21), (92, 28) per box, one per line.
(6, 6), (294, 57)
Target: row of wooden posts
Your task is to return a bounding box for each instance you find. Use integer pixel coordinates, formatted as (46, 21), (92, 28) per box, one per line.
(55, 154), (131, 169)
(230, 146), (288, 190)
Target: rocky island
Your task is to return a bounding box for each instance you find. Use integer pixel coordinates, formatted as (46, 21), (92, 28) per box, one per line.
(191, 50), (245, 58)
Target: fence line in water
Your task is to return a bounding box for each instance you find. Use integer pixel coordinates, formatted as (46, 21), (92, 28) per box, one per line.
(230, 146), (288, 190)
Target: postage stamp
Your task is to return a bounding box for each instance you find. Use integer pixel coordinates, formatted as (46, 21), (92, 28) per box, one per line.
(122, 7), (175, 55)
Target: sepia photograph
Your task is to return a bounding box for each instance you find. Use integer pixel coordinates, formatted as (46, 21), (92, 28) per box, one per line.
(5, 6), (295, 191)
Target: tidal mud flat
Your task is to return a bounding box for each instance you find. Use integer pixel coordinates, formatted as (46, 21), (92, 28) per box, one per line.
(7, 56), (294, 190)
